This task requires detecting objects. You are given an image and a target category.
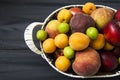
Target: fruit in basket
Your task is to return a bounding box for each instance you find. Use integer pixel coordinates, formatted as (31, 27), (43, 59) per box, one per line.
(43, 38), (56, 54)
(100, 51), (118, 72)
(57, 9), (72, 23)
(115, 9), (120, 21)
(58, 22), (70, 33)
(90, 34), (105, 50)
(114, 47), (120, 57)
(54, 34), (69, 48)
(45, 20), (60, 38)
(118, 57), (120, 64)
(103, 20), (120, 46)
(69, 7), (83, 15)
(103, 41), (114, 51)
(54, 49), (64, 59)
(72, 47), (101, 76)
(36, 29), (47, 41)
(91, 8), (115, 30)
(70, 13), (95, 33)
(86, 27), (98, 40)
(55, 56), (71, 72)
(63, 46), (75, 59)
(69, 32), (90, 51)
(82, 2), (96, 14)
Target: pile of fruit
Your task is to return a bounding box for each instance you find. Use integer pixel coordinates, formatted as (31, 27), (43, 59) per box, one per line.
(36, 2), (120, 76)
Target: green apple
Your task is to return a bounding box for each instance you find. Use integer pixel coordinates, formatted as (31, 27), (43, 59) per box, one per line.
(36, 29), (47, 41)
(86, 27), (98, 40)
(63, 46), (75, 59)
(58, 22), (70, 33)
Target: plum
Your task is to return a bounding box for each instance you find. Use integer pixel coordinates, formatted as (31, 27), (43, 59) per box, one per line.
(100, 51), (118, 72)
(69, 13), (95, 33)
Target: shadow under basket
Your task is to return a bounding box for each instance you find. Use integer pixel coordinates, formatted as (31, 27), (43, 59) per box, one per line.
(24, 4), (120, 78)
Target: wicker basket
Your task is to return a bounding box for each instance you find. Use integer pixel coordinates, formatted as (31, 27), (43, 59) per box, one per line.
(24, 5), (120, 78)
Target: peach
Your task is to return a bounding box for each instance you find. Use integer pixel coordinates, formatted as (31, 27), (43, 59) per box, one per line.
(72, 47), (101, 76)
(45, 20), (60, 38)
(91, 8), (115, 30)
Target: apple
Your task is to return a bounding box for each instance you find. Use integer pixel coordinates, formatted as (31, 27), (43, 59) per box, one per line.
(69, 7), (83, 15)
(100, 51), (118, 72)
(86, 27), (98, 40)
(58, 22), (70, 33)
(115, 9), (120, 21)
(63, 46), (75, 59)
(103, 20), (120, 46)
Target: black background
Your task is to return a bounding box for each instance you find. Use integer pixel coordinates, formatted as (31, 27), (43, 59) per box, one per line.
(0, 0), (120, 80)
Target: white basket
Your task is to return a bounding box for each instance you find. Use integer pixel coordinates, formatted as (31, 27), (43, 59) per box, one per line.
(24, 5), (120, 78)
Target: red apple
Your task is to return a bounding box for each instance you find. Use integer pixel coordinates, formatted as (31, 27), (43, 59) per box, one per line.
(115, 9), (120, 21)
(100, 51), (118, 72)
(103, 20), (120, 46)
(69, 7), (83, 15)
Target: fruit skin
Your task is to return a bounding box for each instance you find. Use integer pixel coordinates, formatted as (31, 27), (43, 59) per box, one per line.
(103, 41), (114, 51)
(58, 22), (70, 33)
(36, 29), (47, 41)
(86, 27), (98, 40)
(45, 20), (60, 38)
(69, 7), (83, 15)
(115, 9), (120, 21)
(55, 56), (71, 72)
(91, 8), (115, 30)
(69, 32), (90, 51)
(90, 34), (105, 50)
(103, 20), (120, 46)
(114, 47), (120, 57)
(118, 57), (120, 65)
(72, 47), (101, 76)
(100, 51), (118, 72)
(43, 38), (56, 54)
(57, 9), (72, 23)
(54, 34), (69, 48)
(70, 13), (95, 33)
(82, 2), (96, 14)
(54, 49), (64, 59)
(63, 46), (75, 59)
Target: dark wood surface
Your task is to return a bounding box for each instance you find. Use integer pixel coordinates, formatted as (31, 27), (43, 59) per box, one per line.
(0, 0), (120, 80)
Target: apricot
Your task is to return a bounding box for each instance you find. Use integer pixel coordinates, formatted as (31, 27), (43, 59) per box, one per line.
(69, 32), (90, 51)
(54, 34), (69, 48)
(57, 9), (72, 23)
(82, 2), (96, 14)
(103, 41), (114, 50)
(43, 38), (56, 54)
(90, 34), (105, 50)
(55, 56), (71, 72)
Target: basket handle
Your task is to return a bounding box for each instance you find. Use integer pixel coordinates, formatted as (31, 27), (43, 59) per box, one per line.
(24, 22), (45, 58)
